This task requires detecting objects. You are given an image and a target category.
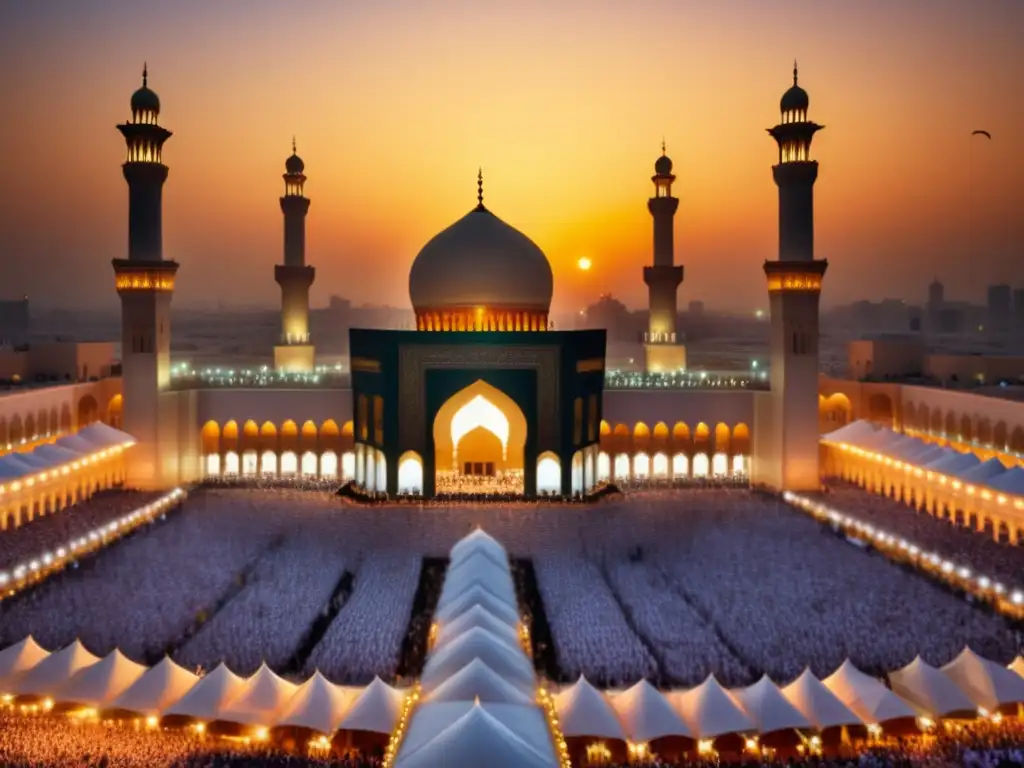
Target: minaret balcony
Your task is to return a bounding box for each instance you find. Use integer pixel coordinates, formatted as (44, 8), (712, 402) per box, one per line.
(643, 331), (679, 344)
(643, 265), (684, 287)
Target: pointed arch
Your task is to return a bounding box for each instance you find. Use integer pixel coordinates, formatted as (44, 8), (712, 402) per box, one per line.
(694, 422), (711, 450)
(714, 422), (731, 454)
(732, 423), (751, 456)
(200, 420), (221, 455)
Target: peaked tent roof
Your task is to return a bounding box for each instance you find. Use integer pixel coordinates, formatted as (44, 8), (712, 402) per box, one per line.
(107, 656), (200, 716)
(434, 584), (521, 628)
(425, 658), (533, 705)
(821, 420), (879, 445)
(925, 451), (981, 477)
(888, 656), (976, 719)
(53, 648), (146, 708)
(959, 458), (1011, 485)
(421, 627), (534, 693)
(440, 557), (516, 609)
(823, 660), (916, 725)
(33, 443), (86, 466)
(338, 676), (405, 734)
(12, 639), (100, 697)
(1010, 657), (1024, 679)
(216, 662), (299, 725)
(729, 675), (812, 734)
(395, 702), (554, 768)
(610, 679), (692, 743)
(942, 647), (1024, 711)
(910, 445), (950, 465)
(987, 467), (1024, 496)
(275, 670), (355, 734)
(76, 422), (136, 448)
(672, 675), (755, 739)
(780, 669), (863, 730)
(0, 636), (50, 688)
(162, 663), (248, 720)
(554, 676), (626, 740)
(56, 433), (102, 455)
(450, 529), (508, 567)
(435, 605), (521, 652)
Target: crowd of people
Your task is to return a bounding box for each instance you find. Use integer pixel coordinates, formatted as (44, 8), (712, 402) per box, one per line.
(824, 482), (1024, 589)
(434, 469), (525, 496)
(0, 489), (163, 571)
(0, 713), (384, 768)
(0, 485), (1020, 697)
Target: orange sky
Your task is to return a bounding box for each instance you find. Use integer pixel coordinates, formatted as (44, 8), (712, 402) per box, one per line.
(0, 0), (1021, 314)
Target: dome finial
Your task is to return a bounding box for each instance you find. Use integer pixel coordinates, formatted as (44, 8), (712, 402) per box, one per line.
(292, 135), (297, 155)
(661, 137), (666, 155)
(143, 62), (148, 87)
(477, 167), (484, 210)
(793, 59), (798, 85)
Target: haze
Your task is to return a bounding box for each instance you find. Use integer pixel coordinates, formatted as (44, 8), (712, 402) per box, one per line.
(0, 0), (1020, 314)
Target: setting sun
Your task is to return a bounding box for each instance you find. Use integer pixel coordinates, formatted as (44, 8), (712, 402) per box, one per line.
(577, 257), (592, 272)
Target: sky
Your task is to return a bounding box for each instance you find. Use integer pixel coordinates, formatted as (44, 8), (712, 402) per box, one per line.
(0, 0), (1020, 314)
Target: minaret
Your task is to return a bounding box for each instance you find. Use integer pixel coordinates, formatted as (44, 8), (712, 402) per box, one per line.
(643, 141), (686, 372)
(273, 138), (316, 373)
(756, 62), (828, 491)
(112, 65), (179, 490)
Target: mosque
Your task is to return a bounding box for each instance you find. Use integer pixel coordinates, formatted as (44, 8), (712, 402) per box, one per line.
(0, 63), (832, 509)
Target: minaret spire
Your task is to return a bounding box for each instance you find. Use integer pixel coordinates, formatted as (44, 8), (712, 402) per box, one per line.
(275, 138), (315, 372)
(143, 62), (148, 87)
(476, 167), (484, 209)
(292, 135), (297, 154)
(793, 59), (798, 85)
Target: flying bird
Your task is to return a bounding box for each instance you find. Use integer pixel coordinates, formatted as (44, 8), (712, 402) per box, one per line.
(971, 130), (992, 139)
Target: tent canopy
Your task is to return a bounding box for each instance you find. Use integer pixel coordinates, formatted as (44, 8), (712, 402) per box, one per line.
(823, 660), (916, 725)
(554, 676), (626, 740)
(0, 636), (50, 688)
(781, 669), (863, 730)
(274, 670), (355, 735)
(888, 656), (976, 719)
(421, 627), (534, 694)
(942, 647), (1024, 711)
(672, 675), (754, 739)
(12, 639), (99, 698)
(435, 605), (521, 653)
(53, 648), (146, 709)
(610, 679), (692, 743)
(107, 656), (199, 716)
(216, 663), (298, 726)
(434, 584), (521, 628)
(162, 663), (248, 721)
(338, 677), (404, 734)
(425, 658), (533, 706)
(729, 675), (812, 734)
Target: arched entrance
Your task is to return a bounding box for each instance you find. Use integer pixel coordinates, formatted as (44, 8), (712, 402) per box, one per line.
(432, 379), (528, 495)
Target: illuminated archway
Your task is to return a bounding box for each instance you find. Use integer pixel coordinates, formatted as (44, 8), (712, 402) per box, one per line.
(301, 451), (318, 477)
(261, 450), (278, 477)
(108, 394), (124, 430)
(205, 453), (221, 477)
(597, 451), (610, 481)
(613, 453), (630, 480)
(692, 453), (710, 478)
(652, 452), (669, 478)
(339, 451), (353, 481)
(322, 450), (339, 480)
(398, 451), (424, 494)
(711, 452), (729, 476)
(280, 451), (298, 476)
(536, 452), (561, 495)
(633, 452), (650, 479)
(571, 451), (584, 495)
(224, 451), (240, 476)
(672, 453), (689, 478)
(242, 450), (258, 477)
(732, 454), (747, 475)
(433, 379), (527, 495)
(365, 450), (376, 491)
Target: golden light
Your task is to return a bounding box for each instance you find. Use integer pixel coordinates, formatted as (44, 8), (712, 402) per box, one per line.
(254, 726), (269, 741)
(697, 739), (716, 754)
(576, 256), (592, 271)
(146, 715), (159, 728)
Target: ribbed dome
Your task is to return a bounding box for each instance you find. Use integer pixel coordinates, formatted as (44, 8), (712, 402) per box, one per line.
(655, 154), (673, 175)
(409, 206), (553, 312)
(781, 83), (808, 113)
(286, 153), (304, 174)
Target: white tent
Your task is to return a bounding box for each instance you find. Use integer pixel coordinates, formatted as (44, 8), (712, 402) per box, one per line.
(53, 648), (147, 709)
(891, 440), (936, 462)
(55, 434), (101, 455)
(823, 660), (916, 725)
(395, 701), (554, 768)
(0, 456), (33, 481)
(338, 676), (404, 734)
(925, 451), (980, 477)
(610, 679), (692, 743)
(987, 467), (1024, 496)
(421, 627), (534, 694)
(729, 675), (812, 734)
(33, 443), (86, 466)
(434, 587), (521, 630)
(440, 556), (516, 609)
(780, 669), (863, 731)
(920, 448), (961, 470)
(76, 422), (135, 447)
(888, 656), (976, 719)
(275, 670), (356, 734)
(12, 639), (99, 698)
(554, 676), (626, 740)
(425, 658), (533, 705)
(216, 662), (298, 726)
(959, 458), (1011, 485)
(821, 420), (879, 445)
(942, 648), (1024, 711)
(911, 445), (950, 466)
(0, 637), (50, 690)
(162, 662), (248, 721)
(434, 605), (521, 653)
(450, 529), (508, 568)
(107, 656), (199, 716)
(671, 675), (754, 739)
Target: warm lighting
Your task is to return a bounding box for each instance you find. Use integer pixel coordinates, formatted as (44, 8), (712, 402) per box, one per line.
(577, 256), (592, 271)
(627, 740), (648, 758)
(146, 715), (159, 728)
(745, 738), (759, 751)
(765, 272), (823, 292)
(697, 739), (716, 755)
(254, 726), (269, 741)
(917, 716), (935, 730)
(115, 271), (175, 291)
(193, 722), (206, 734)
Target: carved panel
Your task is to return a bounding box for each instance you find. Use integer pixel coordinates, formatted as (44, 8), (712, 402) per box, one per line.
(399, 344), (560, 453)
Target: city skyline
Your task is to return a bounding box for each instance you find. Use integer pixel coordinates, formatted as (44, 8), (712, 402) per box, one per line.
(0, 0), (1020, 313)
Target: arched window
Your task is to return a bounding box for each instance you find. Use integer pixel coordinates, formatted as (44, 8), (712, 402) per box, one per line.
(301, 451), (318, 477)
(597, 452), (610, 482)
(322, 451), (339, 480)
(224, 451), (240, 476)
(692, 453), (710, 478)
(537, 453), (561, 495)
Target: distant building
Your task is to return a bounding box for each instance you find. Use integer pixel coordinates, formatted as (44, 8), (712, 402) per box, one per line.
(987, 284), (1012, 335)
(688, 300), (705, 316)
(0, 341), (117, 384)
(0, 296), (29, 346)
(848, 336), (1024, 385)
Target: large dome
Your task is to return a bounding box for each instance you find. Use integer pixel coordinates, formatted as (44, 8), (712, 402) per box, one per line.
(409, 206), (553, 312)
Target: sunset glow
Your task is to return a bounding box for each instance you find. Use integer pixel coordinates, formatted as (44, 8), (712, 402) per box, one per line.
(0, 1), (1020, 313)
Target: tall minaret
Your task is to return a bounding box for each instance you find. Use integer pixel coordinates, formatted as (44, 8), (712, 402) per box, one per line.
(643, 142), (686, 372)
(757, 62), (828, 491)
(112, 65), (179, 490)
(273, 138), (316, 373)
